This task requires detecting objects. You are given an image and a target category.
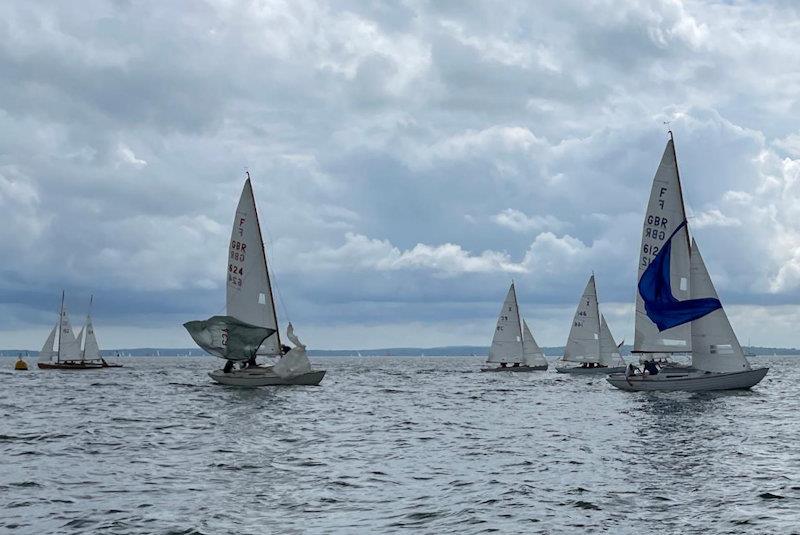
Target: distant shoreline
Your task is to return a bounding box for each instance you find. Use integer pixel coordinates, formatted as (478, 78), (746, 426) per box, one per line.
(2, 345), (798, 357)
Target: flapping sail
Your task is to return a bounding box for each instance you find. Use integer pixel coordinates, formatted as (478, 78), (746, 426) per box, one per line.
(563, 275), (601, 363)
(689, 239), (750, 373)
(273, 323), (312, 377)
(522, 319), (548, 368)
(227, 178), (281, 356)
(488, 283), (524, 363)
(38, 324), (57, 363)
(638, 221), (721, 331)
(634, 138), (692, 353)
(184, 315), (276, 362)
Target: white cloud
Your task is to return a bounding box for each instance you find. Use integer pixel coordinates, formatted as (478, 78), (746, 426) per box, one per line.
(116, 143), (147, 169)
(493, 208), (566, 232)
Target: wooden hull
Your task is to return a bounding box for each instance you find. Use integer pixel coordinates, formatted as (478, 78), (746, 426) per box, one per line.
(37, 360), (122, 370)
(555, 365), (626, 375)
(208, 367), (326, 386)
(480, 365), (547, 372)
(606, 367), (769, 392)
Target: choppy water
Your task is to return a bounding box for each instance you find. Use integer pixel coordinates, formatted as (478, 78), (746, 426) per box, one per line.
(1, 356), (798, 534)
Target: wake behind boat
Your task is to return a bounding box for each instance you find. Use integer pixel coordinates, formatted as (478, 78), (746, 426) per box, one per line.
(481, 282), (548, 372)
(555, 275), (625, 374)
(607, 132), (767, 392)
(184, 173), (325, 387)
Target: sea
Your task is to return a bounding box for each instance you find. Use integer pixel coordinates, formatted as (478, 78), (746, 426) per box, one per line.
(1, 356), (797, 534)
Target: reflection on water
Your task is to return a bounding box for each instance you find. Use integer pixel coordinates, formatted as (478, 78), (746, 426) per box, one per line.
(0, 356), (796, 534)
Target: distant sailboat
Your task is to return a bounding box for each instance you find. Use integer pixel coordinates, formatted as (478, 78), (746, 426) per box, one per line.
(481, 282), (548, 372)
(184, 173), (325, 386)
(607, 133), (768, 391)
(39, 293), (121, 369)
(556, 275), (626, 374)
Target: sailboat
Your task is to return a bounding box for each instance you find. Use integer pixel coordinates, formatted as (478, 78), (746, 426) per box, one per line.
(607, 132), (768, 391)
(555, 275), (626, 374)
(38, 293), (121, 369)
(184, 173), (326, 386)
(481, 282), (548, 372)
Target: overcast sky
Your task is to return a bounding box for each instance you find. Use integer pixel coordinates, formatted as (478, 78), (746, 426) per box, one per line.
(2, 0), (800, 350)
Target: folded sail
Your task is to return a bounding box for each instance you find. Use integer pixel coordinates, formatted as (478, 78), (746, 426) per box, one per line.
(227, 179), (281, 356)
(522, 319), (548, 367)
(634, 139), (692, 353)
(184, 315), (276, 361)
(689, 239), (750, 373)
(563, 275), (601, 363)
(273, 324), (312, 377)
(38, 324), (57, 363)
(488, 283), (524, 363)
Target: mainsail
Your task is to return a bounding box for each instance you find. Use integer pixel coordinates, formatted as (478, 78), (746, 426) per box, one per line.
(57, 304), (82, 361)
(634, 138), (692, 353)
(522, 319), (548, 367)
(689, 239), (750, 373)
(82, 316), (101, 360)
(227, 178), (281, 356)
(563, 275), (601, 363)
(488, 283), (524, 363)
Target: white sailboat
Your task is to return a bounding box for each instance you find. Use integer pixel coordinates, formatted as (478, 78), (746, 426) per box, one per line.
(607, 133), (768, 391)
(481, 282), (548, 372)
(38, 292), (119, 369)
(184, 173), (325, 386)
(556, 275), (626, 374)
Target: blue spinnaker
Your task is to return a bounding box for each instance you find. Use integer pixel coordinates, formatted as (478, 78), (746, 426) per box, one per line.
(638, 221), (721, 331)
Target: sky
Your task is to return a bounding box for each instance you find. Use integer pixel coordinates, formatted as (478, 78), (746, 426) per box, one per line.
(2, 0), (800, 350)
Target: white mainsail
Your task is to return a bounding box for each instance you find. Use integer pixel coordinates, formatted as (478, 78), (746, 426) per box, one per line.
(598, 315), (621, 366)
(634, 138), (692, 353)
(563, 275), (601, 363)
(226, 178), (281, 356)
(38, 324), (57, 363)
(58, 304), (82, 361)
(522, 319), (548, 367)
(82, 316), (101, 360)
(488, 283), (524, 363)
(689, 239), (750, 373)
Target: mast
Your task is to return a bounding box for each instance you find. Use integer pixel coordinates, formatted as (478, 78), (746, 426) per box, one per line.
(57, 290), (64, 363)
(669, 130), (692, 255)
(246, 172), (283, 351)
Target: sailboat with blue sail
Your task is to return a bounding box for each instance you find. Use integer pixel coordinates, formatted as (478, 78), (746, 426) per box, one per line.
(607, 132), (767, 391)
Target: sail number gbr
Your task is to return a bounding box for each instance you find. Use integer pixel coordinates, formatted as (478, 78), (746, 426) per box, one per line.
(229, 240), (247, 287)
(641, 214), (669, 268)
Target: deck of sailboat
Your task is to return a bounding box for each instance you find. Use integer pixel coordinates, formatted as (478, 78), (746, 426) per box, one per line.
(607, 367), (768, 392)
(208, 367), (325, 386)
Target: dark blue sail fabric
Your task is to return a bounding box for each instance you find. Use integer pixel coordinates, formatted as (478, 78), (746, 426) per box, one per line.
(638, 220), (721, 331)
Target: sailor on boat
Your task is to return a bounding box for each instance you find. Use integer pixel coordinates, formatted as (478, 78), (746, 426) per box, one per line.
(606, 131), (768, 392)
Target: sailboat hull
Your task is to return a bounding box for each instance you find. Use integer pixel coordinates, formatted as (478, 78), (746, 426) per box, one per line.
(606, 367), (768, 392)
(480, 364), (548, 372)
(38, 361), (105, 370)
(555, 365), (626, 375)
(208, 367), (326, 386)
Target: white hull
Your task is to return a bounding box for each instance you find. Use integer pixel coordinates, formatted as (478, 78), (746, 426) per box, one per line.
(481, 364), (548, 372)
(555, 365), (626, 375)
(606, 367), (768, 392)
(208, 366), (326, 386)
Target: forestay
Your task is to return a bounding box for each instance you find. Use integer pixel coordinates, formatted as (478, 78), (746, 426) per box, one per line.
(634, 139), (692, 353)
(563, 275), (601, 363)
(488, 283), (524, 363)
(522, 319), (548, 367)
(226, 179), (281, 356)
(689, 239), (751, 373)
